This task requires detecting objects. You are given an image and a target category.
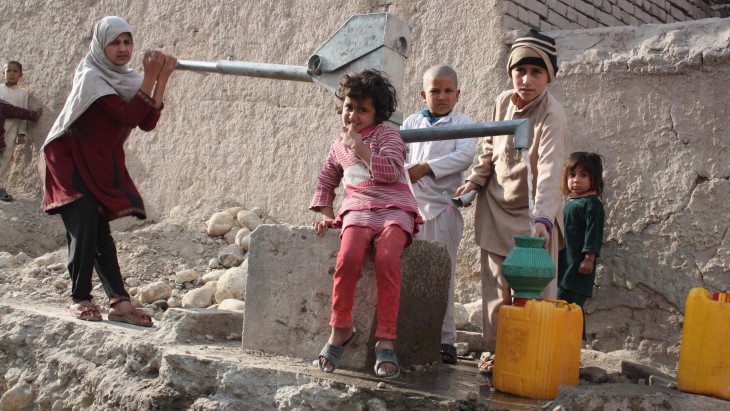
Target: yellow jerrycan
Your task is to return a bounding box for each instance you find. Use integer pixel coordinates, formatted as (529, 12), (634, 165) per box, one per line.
(677, 287), (730, 400)
(493, 299), (582, 400)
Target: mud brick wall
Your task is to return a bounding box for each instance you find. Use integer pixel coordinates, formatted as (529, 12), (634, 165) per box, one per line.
(502, 0), (718, 31)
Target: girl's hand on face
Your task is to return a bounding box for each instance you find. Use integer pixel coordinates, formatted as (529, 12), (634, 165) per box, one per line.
(341, 124), (363, 150)
(143, 50), (165, 77)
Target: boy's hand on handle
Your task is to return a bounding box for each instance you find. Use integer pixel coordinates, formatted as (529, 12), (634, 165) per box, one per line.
(534, 222), (551, 251)
(454, 181), (479, 207)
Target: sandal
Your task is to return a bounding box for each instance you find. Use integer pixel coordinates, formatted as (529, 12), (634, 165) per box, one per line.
(440, 343), (457, 365)
(374, 348), (401, 380)
(318, 327), (357, 373)
(108, 309), (153, 327)
(69, 300), (102, 322)
(478, 352), (494, 374)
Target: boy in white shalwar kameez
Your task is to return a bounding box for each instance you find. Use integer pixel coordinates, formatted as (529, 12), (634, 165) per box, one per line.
(402, 65), (476, 364)
(0, 61), (31, 202)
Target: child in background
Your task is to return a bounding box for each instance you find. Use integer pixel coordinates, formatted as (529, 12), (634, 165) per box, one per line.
(455, 29), (566, 373)
(0, 61), (40, 202)
(402, 64), (475, 364)
(558, 152), (605, 343)
(311, 69), (421, 379)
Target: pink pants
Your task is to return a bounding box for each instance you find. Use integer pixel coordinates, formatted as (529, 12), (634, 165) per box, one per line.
(330, 225), (408, 340)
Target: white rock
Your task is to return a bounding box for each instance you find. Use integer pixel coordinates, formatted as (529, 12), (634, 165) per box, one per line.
(126, 278), (141, 287)
(234, 228), (251, 249)
(175, 269), (198, 283)
(129, 287), (138, 296)
(181, 282), (217, 308)
(217, 298), (245, 311)
(464, 300), (483, 331)
(21, 277), (38, 285)
(236, 210), (262, 231)
(225, 207), (244, 219)
(249, 206), (263, 217)
(201, 269), (227, 284)
(137, 281), (173, 304)
(14, 252), (30, 265)
(167, 297), (181, 308)
(454, 342), (469, 356)
(0, 381), (35, 411)
(33, 254), (56, 267)
(52, 279), (68, 290)
(131, 297), (143, 308)
(47, 263), (66, 271)
(0, 252), (16, 268)
(206, 212), (236, 237)
(454, 302), (470, 329)
(208, 257), (221, 269)
(22, 266), (40, 276)
(218, 244), (246, 268)
(224, 227), (241, 245)
(215, 266), (247, 303)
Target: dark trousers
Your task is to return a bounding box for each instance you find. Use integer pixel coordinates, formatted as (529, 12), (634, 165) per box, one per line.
(59, 195), (129, 304)
(557, 287), (588, 342)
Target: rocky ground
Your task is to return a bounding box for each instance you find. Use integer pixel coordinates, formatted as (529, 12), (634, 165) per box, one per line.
(1, 198), (728, 410)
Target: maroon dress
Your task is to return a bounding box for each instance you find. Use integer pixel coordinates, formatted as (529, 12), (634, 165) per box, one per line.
(43, 90), (160, 220)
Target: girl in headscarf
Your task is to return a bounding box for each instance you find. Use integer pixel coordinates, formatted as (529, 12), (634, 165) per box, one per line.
(40, 16), (176, 326)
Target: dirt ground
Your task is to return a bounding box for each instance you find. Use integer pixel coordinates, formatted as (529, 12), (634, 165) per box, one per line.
(0, 197), (236, 313)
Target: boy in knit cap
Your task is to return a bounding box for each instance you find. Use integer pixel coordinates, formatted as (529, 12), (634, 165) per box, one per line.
(455, 29), (567, 372)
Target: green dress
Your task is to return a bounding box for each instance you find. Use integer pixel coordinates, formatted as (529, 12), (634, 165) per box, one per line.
(558, 195), (605, 297)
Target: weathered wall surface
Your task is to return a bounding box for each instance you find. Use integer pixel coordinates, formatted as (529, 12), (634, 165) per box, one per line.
(1, 0), (728, 364)
(551, 19), (730, 359)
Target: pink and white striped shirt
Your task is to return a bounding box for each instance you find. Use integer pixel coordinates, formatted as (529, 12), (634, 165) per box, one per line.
(310, 124), (422, 237)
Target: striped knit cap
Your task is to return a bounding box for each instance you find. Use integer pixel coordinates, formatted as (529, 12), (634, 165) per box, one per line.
(507, 29), (558, 83)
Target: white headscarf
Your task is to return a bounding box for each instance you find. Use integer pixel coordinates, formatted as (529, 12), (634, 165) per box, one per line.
(42, 16), (143, 148)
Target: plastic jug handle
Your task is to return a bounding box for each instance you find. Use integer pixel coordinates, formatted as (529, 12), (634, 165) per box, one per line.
(545, 299), (568, 307)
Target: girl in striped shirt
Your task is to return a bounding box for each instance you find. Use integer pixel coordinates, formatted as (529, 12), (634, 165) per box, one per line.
(310, 69), (421, 379)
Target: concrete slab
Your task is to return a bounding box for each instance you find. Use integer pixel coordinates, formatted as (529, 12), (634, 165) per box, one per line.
(157, 308), (244, 343)
(243, 224), (451, 370)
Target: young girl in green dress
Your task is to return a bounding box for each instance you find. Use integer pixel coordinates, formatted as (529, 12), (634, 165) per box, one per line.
(558, 152), (606, 343)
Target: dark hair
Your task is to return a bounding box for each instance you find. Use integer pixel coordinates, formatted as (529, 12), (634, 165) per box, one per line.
(561, 152), (605, 197)
(335, 69), (397, 124)
(5, 61), (22, 71)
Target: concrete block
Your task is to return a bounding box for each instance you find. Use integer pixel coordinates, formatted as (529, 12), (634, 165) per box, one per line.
(159, 308), (244, 343)
(243, 225), (450, 370)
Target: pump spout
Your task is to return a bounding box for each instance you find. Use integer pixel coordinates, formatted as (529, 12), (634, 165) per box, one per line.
(400, 119), (531, 150)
